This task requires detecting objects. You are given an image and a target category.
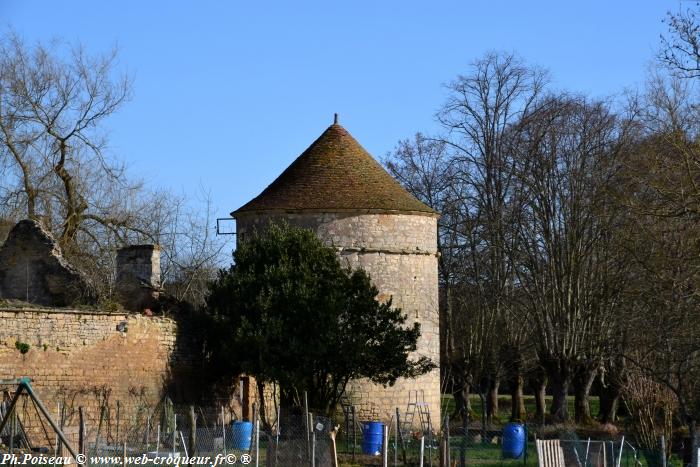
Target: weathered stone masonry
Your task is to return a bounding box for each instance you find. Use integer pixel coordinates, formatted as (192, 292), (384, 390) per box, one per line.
(233, 120), (442, 424)
(0, 219), (252, 437)
(0, 220), (91, 306)
(0, 307), (182, 429)
(236, 212), (441, 423)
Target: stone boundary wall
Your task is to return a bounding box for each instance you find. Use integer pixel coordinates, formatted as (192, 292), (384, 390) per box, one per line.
(0, 307), (191, 435)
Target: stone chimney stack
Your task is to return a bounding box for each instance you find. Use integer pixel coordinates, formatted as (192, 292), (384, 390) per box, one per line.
(116, 245), (161, 312)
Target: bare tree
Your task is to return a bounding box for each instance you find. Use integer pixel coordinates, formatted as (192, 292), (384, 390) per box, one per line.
(159, 186), (232, 309)
(0, 33), (132, 242)
(0, 33), (232, 306)
(436, 51), (547, 423)
(660, 3), (700, 79)
(622, 366), (675, 461)
(386, 53), (550, 423)
(381, 5), (700, 434)
(384, 134), (469, 413)
(513, 95), (629, 423)
(617, 125), (700, 449)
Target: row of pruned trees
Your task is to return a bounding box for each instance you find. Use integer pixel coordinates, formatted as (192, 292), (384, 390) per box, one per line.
(385, 9), (700, 438)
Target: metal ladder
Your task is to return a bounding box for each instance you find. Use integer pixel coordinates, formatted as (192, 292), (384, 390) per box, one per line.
(401, 390), (433, 440)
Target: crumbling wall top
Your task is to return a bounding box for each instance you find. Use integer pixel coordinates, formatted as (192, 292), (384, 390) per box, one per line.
(0, 219), (92, 307)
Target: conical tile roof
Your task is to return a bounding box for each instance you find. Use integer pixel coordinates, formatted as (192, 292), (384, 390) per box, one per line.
(232, 121), (438, 216)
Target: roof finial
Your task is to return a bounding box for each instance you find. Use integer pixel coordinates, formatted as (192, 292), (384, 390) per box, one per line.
(334, 113), (339, 125)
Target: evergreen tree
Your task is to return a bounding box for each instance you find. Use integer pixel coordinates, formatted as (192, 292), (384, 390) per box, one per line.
(207, 223), (434, 417)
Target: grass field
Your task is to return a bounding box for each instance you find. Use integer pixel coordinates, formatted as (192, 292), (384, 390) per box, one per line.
(336, 439), (665, 467)
(440, 394), (601, 425)
(332, 394), (691, 466)
(336, 435), (677, 467)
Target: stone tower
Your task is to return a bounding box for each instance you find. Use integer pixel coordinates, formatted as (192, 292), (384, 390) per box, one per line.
(232, 118), (440, 423)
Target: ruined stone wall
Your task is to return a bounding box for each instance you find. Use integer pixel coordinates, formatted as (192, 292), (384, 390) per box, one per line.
(0, 308), (190, 435)
(116, 245), (162, 312)
(0, 220), (90, 306)
(236, 211), (441, 424)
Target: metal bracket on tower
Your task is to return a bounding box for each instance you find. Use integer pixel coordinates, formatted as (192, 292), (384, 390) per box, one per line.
(216, 218), (236, 235)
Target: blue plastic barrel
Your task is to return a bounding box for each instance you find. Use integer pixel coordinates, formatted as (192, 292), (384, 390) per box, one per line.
(362, 421), (384, 456)
(230, 421), (253, 450)
(502, 423), (526, 459)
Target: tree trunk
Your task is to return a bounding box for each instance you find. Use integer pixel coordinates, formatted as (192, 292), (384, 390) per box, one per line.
(444, 283), (455, 371)
(547, 362), (571, 423)
(53, 139), (88, 245)
(599, 357), (625, 424)
(486, 377), (500, 425)
(451, 375), (471, 421)
(573, 365), (597, 424)
(530, 371), (547, 424)
(510, 374), (526, 422)
(598, 389), (620, 424)
(256, 380), (272, 432)
(479, 392), (487, 441)
(598, 370), (622, 424)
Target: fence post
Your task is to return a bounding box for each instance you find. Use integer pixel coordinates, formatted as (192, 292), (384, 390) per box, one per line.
(351, 406), (356, 463)
(180, 431), (188, 457)
(9, 403), (15, 452)
(428, 416), (433, 467)
(56, 401), (62, 457)
(600, 441), (608, 465)
(617, 435), (625, 467)
(221, 406), (227, 455)
(305, 393), (311, 466)
(460, 414), (467, 467)
(397, 408), (407, 465)
(95, 405), (105, 453)
(523, 424), (528, 466)
(419, 434), (425, 467)
(250, 401), (258, 458)
(78, 407), (85, 458)
(692, 421), (699, 467)
(188, 405), (197, 456)
(394, 412), (399, 467)
(275, 406), (280, 467)
(439, 430), (446, 467)
(382, 424), (389, 467)
(311, 425), (316, 467)
(116, 401), (121, 446)
(659, 434), (667, 467)
(330, 426), (339, 467)
(344, 405), (350, 455)
(255, 419), (260, 467)
(443, 416), (451, 467)
(173, 414), (177, 456)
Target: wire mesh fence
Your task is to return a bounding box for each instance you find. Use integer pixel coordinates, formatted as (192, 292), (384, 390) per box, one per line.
(333, 419), (691, 467)
(2, 391), (697, 467)
(264, 412), (334, 467)
(83, 404), (265, 466)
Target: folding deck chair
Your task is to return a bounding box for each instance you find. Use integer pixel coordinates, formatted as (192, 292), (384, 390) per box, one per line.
(536, 439), (566, 467)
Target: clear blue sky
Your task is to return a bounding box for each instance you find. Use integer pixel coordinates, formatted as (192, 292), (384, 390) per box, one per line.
(1, 1), (675, 221)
